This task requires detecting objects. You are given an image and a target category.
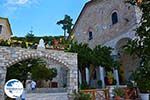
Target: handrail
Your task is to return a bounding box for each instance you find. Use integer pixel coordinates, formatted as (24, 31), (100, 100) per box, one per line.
(80, 89), (109, 100)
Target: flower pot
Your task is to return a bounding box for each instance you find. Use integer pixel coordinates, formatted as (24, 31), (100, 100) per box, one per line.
(140, 93), (149, 100)
(108, 78), (113, 85)
(115, 96), (121, 100)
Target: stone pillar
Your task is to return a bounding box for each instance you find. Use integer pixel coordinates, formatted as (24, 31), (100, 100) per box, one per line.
(79, 70), (82, 85)
(67, 67), (78, 94)
(99, 66), (105, 88)
(113, 69), (119, 86)
(0, 66), (7, 100)
(85, 68), (89, 85)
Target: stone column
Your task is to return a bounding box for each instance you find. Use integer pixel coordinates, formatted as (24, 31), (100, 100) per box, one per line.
(99, 66), (105, 88)
(113, 68), (119, 86)
(85, 68), (89, 85)
(79, 70), (82, 85)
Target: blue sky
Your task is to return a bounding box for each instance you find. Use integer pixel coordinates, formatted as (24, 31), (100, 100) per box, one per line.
(0, 0), (87, 37)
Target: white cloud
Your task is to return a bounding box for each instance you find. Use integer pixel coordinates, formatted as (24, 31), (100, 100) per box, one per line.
(6, 0), (36, 6)
(2, 0), (40, 16)
(17, 0), (29, 4)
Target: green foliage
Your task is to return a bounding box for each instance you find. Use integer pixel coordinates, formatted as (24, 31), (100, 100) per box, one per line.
(113, 87), (125, 97)
(11, 35), (64, 45)
(107, 71), (114, 79)
(97, 80), (102, 88)
(80, 83), (89, 90)
(125, 0), (150, 93)
(93, 45), (120, 69)
(48, 68), (57, 81)
(57, 15), (73, 39)
(67, 42), (120, 85)
(0, 40), (11, 46)
(93, 45), (112, 62)
(72, 91), (92, 100)
(6, 58), (57, 86)
(31, 64), (50, 80)
(21, 41), (27, 48)
(6, 58), (44, 81)
(130, 63), (150, 93)
(25, 33), (34, 38)
(67, 42), (119, 69)
(125, 0), (150, 59)
(67, 42), (92, 68)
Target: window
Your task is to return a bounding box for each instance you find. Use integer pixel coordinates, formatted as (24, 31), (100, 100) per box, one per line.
(0, 25), (2, 34)
(112, 12), (118, 25)
(89, 31), (93, 40)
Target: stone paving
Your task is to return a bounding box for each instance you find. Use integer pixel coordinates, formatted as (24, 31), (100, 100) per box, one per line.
(26, 93), (68, 100)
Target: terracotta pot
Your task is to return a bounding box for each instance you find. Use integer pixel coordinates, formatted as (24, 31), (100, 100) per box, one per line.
(108, 78), (113, 85)
(115, 96), (121, 100)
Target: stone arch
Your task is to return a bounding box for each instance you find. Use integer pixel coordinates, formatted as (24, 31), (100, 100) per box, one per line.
(0, 47), (78, 99)
(5, 53), (69, 70)
(5, 53), (70, 89)
(115, 38), (139, 81)
(115, 37), (131, 54)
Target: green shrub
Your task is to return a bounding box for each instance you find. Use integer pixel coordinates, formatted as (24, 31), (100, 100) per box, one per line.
(72, 91), (91, 100)
(80, 83), (89, 90)
(113, 87), (125, 97)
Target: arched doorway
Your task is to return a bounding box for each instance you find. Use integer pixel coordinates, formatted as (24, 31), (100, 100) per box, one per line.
(115, 38), (139, 82)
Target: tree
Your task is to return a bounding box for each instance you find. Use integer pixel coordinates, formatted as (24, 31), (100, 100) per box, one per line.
(48, 68), (57, 87)
(125, 0), (150, 92)
(57, 15), (73, 40)
(67, 42), (92, 85)
(25, 33), (35, 42)
(25, 33), (34, 38)
(31, 66), (57, 88)
(125, 0), (150, 62)
(67, 42), (119, 86)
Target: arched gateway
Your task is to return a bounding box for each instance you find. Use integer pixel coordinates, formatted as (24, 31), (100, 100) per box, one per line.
(0, 46), (78, 99)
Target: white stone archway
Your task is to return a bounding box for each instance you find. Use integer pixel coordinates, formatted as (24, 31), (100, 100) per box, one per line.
(0, 46), (78, 99)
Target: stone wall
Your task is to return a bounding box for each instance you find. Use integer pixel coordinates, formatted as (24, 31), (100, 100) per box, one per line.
(0, 47), (78, 100)
(73, 0), (141, 82)
(0, 18), (12, 40)
(74, 0), (137, 48)
(45, 59), (68, 88)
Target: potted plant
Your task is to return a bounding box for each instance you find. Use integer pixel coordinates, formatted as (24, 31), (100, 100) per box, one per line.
(107, 71), (114, 85)
(131, 65), (150, 100)
(71, 91), (91, 100)
(113, 87), (125, 100)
